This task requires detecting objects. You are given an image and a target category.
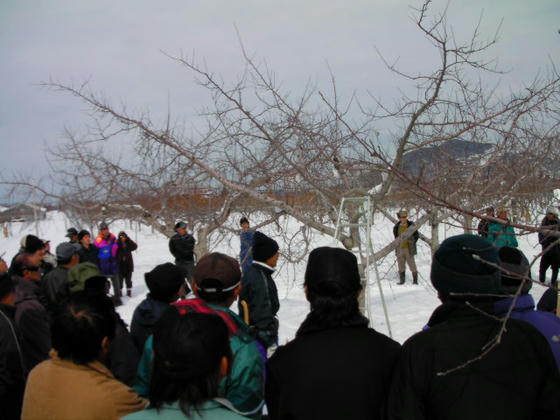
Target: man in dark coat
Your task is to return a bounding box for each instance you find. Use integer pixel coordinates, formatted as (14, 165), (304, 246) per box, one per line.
(12, 253), (51, 371)
(386, 234), (560, 420)
(77, 229), (99, 266)
(265, 247), (401, 420)
(239, 216), (255, 273)
(392, 209), (420, 284)
(238, 231), (280, 358)
(130, 263), (189, 353)
(40, 242), (80, 317)
(116, 231), (137, 297)
(0, 272), (26, 420)
(538, 207), (560, 285)
(168, 221), (196, 284)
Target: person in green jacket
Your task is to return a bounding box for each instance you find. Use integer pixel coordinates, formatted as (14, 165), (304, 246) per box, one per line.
(487, 207), (518, 248)
(134, 253), (264, 419)
(123, 311), (249, 420)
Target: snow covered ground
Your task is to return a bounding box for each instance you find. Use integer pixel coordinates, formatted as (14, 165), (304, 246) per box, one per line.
(0, 210), (549, 344)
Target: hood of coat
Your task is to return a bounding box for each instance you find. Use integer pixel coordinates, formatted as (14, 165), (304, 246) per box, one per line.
(134, 296), (170, 327)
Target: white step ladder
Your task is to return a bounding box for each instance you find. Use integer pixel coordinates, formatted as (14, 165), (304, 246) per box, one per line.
(334, 196), (392, 338)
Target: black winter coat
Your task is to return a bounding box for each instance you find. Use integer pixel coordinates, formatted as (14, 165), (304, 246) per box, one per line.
(78, 244), (99, 266)
(538, 215), (560, 254)
(168, 233), (195, 263)
(116, 237), (137, 273)
(0, 303), (26, 420)
(130, 296), (169, 353)
(40, 266), (70, 317)
(13, 276), (51, 372)
(238, 263), (279, 348)
(386, 301), (560, 420)
(266, 315), (400, 420)
(107, 314), (140, 387)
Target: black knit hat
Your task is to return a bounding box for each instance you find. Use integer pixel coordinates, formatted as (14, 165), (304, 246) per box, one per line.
(252, 231), (279, 263)
(194, 252), (241, 293)
(498, 246), (532, 294)
(21, 234), (45, 253)
(304, 247), (362, 297)
(145, 262), (189, 302)
(431, 234), (501, 296)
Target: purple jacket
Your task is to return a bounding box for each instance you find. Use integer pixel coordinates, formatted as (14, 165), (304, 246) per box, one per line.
(94, 233), (119, 275)
(495, 294), (560, 370)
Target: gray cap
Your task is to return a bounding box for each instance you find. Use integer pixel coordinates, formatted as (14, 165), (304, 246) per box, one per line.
(56, 242), (80, 260)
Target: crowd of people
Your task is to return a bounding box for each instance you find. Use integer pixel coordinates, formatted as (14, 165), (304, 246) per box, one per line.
(0, 211), (559, 419)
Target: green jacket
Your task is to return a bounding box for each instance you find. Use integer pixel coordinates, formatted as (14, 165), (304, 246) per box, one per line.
(133, 302), (264, 419)
(122, 400), (249, 420)
(487, 221), (518, 248)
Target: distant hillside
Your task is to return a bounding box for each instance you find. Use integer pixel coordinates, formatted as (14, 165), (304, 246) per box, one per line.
(401, 139), (492, 176)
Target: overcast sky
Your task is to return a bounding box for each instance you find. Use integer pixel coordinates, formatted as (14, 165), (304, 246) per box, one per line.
(1, 0), (559, 190)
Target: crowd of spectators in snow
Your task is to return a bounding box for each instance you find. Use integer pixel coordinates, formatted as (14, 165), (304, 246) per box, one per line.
(0, 212), (560, 419)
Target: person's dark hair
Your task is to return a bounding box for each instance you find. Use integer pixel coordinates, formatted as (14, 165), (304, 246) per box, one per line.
(12, 253), (35, 277)
(149, 308), (232, 416)
(299, 247), (367, 335)
(239, 217), (249, 225)
(51, 291), (116, 365)
(0, 272), (14, 300)
(78, 230), (91, 241)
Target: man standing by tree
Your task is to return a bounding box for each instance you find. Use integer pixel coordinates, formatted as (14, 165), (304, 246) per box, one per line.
(168, 221), (196, 285)
(95, 222), (121, 306)
(538, 207), (560, 286)
(239, 216), (254, 274)
(393, 209), (419, 285)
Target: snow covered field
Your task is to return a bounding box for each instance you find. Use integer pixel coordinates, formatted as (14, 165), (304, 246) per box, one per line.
(0, 210), (549, 344)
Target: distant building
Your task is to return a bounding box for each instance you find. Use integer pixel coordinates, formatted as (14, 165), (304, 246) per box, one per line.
(0, 203), (47, 223)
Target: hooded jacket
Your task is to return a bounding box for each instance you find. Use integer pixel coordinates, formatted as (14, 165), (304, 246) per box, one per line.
(130, 296), (170, 353)
(386, 301), (560, 420)
(94, 232), (119, 275)
(134, 298), (264, 418)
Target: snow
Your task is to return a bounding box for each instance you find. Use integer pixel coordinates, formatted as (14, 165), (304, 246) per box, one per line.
(0, 210), (550, 344)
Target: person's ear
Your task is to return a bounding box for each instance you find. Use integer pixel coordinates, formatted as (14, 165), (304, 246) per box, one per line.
(100, 336), (111, 360)
(304, 286), (309, 300)
(219, 356), (229, 377)
(233, 284), (242, 299)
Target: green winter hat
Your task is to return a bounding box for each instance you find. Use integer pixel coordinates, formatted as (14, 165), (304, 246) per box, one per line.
(69, 262), (101, 293)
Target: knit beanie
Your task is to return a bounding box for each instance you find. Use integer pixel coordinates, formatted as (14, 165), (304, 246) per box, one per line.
(304, 247), (362, 297)
(194, 252), (241, 293)
(252, 231), (279, 263)
(68, 262), (102, 293)
(498, 246), (532, 294)
(20, 234), (45, 253)
(145, 262), (189, 302)
(431, 234), (501, 296)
